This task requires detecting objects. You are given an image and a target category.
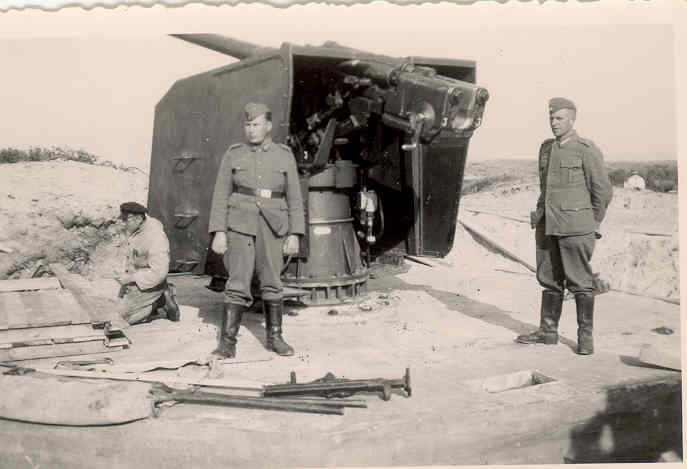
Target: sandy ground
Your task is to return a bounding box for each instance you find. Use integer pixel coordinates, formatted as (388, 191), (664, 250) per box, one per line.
(0, 159), (681, 466)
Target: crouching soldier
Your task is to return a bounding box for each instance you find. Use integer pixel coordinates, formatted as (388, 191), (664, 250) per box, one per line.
(114, 201), (180, 325)
(208, 102), (305, 359)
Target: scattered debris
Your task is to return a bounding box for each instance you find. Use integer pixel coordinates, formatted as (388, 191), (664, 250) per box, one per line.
(327, 309), (339, 316)
(651, 327), (674, 336)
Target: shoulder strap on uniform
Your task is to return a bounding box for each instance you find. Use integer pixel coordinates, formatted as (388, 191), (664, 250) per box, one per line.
(228, 143), (245, 151)
(277, 143), (294, 153)
(540, 138), (554, 154)
(577, 137), (593, 147)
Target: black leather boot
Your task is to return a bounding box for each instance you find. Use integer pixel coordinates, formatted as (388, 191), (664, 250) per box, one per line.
(264, 300), (294, 356)
(575, 293), (595, 355)
(212, 303), (246, 359)
(516, 290), (563, 345)
(162, 283), (181, 322)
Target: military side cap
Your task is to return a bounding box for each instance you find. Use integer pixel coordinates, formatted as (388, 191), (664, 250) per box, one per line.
(120, 201), (148, 215)
(244, 102), (270, 121)
(549, 97), (576, 113)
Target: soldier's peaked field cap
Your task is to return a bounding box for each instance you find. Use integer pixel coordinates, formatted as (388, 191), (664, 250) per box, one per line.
(549, 97), (577, 113)
(120, 201), (147, 215)
(244, 102), (270, 120)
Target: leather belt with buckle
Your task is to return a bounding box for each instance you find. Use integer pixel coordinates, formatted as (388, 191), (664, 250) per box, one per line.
(234, 184), (285, 199)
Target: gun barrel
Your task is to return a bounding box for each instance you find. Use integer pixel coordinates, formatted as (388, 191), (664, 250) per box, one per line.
(170, 34), (277, 59)
(338, 59), (398, 88)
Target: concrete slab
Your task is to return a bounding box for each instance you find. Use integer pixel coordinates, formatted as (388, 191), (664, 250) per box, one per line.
(0, 270), (681, 467)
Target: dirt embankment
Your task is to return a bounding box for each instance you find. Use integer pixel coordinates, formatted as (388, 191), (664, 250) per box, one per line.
(0, 159), (679, 304)
(458, 176), (679, 301)
(0, 161), (148, 280)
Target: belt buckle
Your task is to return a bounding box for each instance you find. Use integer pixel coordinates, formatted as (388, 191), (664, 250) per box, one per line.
(258, 188), (272, 198)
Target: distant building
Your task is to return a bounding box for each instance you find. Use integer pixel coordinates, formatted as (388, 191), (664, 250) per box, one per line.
(624, 174), (646, 191)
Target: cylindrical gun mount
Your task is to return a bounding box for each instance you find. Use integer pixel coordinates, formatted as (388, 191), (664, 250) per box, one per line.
(170, 34), (278, 60)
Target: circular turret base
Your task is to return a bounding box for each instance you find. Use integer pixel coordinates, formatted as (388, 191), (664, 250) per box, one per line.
(283, 271), (369, 305)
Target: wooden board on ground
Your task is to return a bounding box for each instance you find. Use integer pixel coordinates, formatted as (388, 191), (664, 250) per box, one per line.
(49, 263), (120, 323)
(0, 340), (126, 362)
(0, 266), (130, 362)
(0, 324), (98, 345)
(0, 277), (61, 293)
(638, 343), (681, 371)
(0, 289), (92, 330)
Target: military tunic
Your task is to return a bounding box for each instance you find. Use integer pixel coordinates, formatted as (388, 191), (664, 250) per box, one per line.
(119, 216), (171, 324)
(533, 131), (613, 294)
(208, 137), (305, 306)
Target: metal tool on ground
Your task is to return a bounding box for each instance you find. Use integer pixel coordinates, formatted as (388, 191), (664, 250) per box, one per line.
(55, 357), (114, 370)
(151, 384), (346, 415)
(263, 368), (411, 401)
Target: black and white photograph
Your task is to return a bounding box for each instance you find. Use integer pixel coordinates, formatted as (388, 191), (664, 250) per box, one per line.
(0, 2), (683, 467)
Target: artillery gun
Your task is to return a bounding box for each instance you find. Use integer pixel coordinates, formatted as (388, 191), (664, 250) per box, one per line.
(148, 34), (489, 304)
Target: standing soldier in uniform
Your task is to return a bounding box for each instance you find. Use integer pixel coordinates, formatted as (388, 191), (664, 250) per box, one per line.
(208, 102), (305, 359)
(516, 98), (613, 355)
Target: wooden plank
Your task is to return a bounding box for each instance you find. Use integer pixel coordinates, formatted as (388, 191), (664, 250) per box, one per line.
(463, 208), (530, 224)
(0, 277), (61, 293)
(0, 340), (123, 362)
(27, 290), (74, 328)
(0, 292), (8, 330)
(34, 368), (265, 391)
(0, 335), (103, 349)
(611, 288), (680, 306)
(458, 217), (536, 273)
(0, 324), (98, 345)
(20, 291), (46, 327)
(57, 289), (92, 325)
(638, 343), (681, 371)
(0, 290), (93, 330)
(3, 292), (29, 329)
(49, 264), (119, 322)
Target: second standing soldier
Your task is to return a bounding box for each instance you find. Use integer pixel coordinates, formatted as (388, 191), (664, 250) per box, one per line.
(208, 102), (305, 359)
(516, 97), (613, 355)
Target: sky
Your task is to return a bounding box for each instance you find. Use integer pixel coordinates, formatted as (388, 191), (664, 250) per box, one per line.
(0, 3), (679, 170)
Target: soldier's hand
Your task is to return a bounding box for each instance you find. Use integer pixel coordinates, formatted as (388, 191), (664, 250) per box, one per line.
(211, 232), (228, 254)
(283, 234), (300, 256)
(114, 273), (134, 285)
(529, 211), (538, 229)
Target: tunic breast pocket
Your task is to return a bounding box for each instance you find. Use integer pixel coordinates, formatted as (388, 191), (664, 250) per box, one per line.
(264, 169), (286, 191)
(232, 167), (247, 186)
(560, 156), (584, 184)
(133, 250), (148, 268)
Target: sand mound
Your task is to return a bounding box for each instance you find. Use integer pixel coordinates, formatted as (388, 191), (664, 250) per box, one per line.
(0, 160), (148, 279)
(460, 183), (679, 301)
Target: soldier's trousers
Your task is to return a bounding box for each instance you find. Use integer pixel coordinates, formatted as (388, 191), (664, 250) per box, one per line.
(117, 282), (166, 324)
(535, 224), (596, 294)
(223, 216), (283, 307)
